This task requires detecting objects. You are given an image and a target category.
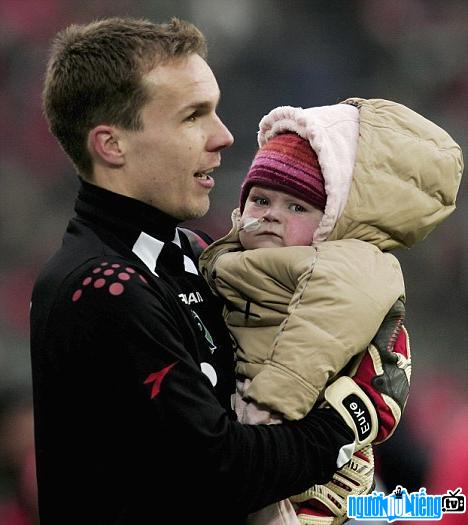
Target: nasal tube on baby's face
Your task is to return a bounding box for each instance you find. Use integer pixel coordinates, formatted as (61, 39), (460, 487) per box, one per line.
(240, 217), (264, 232)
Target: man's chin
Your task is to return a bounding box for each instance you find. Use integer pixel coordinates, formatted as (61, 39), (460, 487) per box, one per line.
(177, 201), (210, 221)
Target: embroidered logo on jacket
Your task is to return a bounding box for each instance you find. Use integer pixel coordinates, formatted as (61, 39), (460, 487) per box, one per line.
(143, 362), (178, 399)
(190, 310), (217, 353)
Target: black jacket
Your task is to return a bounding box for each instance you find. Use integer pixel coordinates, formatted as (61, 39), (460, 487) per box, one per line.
(30, 180), (353, 524)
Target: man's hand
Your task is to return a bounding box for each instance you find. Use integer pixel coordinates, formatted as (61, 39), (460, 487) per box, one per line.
(324, 299), (411, 450)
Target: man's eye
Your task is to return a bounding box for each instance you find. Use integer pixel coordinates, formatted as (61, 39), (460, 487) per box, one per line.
(185, 112), (198, 122)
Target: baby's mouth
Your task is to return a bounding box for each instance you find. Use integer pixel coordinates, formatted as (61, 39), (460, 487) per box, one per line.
(258, 231), (281, 238)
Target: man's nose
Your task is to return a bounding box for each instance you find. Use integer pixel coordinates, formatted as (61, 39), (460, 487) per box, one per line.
(207, 115), (234, 152)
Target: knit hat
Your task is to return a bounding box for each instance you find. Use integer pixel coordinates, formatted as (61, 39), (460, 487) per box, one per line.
(239, 133), (326, 213)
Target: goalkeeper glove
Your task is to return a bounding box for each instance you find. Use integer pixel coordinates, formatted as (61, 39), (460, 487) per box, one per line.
(324, 299), (411, 450)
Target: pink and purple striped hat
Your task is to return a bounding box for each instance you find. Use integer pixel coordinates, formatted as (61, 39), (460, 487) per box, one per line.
(239, 133), (326, 213)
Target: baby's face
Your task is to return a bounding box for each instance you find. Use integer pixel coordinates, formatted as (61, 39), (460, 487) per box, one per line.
(239, 186), (324, 249)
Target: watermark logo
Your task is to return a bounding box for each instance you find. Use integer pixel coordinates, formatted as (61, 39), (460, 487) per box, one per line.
(442, 488), (466, 513)
(348, 486), (465, 522)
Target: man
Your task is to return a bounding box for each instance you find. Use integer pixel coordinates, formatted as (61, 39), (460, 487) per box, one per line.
(30, 17), (410, 524)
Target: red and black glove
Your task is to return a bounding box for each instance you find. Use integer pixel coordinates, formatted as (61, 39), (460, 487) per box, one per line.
(324, 299), (411, 450)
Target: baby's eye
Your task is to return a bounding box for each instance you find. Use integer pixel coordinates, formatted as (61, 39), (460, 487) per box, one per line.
(289, 203), (306, 212)
(252, 196), (269, 206)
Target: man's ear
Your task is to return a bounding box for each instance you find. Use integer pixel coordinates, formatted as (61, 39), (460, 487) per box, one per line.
(88, 125), (125, 167)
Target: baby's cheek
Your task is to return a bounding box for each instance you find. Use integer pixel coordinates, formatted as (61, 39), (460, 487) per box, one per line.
(239, 230), (253, 250)
(285, 220), (316, 246)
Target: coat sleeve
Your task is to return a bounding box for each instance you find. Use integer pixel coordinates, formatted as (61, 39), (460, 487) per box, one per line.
(245, 239), (406, 420)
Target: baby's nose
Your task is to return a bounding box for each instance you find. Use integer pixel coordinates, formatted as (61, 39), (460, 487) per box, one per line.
(263, 209), (280, 222)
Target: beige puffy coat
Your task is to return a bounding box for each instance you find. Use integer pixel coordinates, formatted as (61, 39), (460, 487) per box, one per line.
(199, 98), (463, 420)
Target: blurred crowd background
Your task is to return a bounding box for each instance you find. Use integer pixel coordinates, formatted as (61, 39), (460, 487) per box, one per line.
(0, 0), (466, 523)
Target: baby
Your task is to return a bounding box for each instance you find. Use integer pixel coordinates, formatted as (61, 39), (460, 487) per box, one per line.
(199, 98), (462, 525)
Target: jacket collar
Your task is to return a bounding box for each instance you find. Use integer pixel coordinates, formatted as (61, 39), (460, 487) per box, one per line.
(74, 179), (198, 276)
(75, 178), (181, 243)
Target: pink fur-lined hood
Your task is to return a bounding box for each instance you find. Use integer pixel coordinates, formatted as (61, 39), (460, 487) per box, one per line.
(258, 98), (463, 250)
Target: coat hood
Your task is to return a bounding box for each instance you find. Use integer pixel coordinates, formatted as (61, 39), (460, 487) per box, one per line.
(258, 98), (463, 250)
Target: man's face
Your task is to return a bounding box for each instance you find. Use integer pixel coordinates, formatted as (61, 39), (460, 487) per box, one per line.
(239, 186), (324, 249)
(120, 54), (233, 220)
